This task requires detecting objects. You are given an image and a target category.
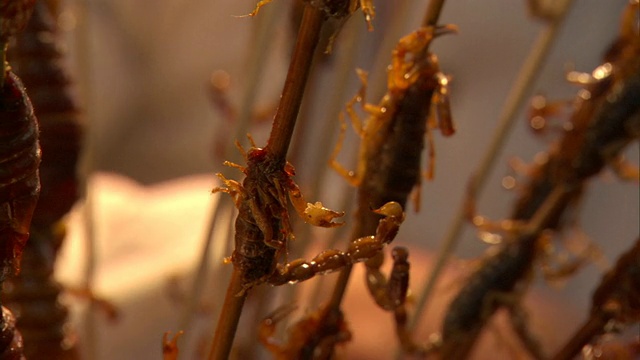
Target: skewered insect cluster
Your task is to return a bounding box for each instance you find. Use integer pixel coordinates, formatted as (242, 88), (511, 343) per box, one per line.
(3, 0), (640, 359)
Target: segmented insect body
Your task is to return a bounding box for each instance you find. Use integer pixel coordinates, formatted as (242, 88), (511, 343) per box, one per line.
(0, 71), (40, 281)
(333, 26), (456, 229)
(323, 25), (455, 356)
(1, 4), (39, 360)
(441, 5), (640, 357)
(259, 304), (351, 360)
(552, 237), (640, 360)
(214, 144), (404, 293)
(1, 2), (82, 358)
(332, 23), (455, 267)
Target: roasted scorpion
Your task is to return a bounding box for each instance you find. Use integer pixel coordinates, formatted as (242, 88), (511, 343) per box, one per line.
(213, 139), (404, 293)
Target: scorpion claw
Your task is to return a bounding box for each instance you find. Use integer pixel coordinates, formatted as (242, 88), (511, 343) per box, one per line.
(303, 202), (345, 227)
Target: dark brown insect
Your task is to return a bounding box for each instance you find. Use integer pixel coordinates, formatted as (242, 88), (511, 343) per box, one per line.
(324, 24), (455, 356)
(1, 2), (82, 358)
(440, 3), (640, 358)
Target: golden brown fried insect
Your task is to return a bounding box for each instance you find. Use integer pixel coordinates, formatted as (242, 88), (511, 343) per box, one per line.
(214, 140), (404, 293)
(323, 24), (456, 356)
(330, 25), (456, 198)
(259, 304), (351, 359)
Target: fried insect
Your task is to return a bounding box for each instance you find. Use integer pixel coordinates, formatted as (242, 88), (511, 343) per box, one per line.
(319, 24), (456, 356)
(214, 140), (404, 293)
(552, 237), (640, 360)
(440, 3), (640, 358)
(259, 304), (351, 359)
(330, 25), (456, 203)
(0, 2), (82, 358)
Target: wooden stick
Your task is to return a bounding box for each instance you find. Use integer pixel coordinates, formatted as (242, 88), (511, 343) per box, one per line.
(208, 269), (248, 360)
(265, 5), (324, 160)
(208, 4), (326, 358)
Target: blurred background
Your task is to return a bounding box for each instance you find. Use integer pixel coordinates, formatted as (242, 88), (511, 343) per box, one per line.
(30, 0), (640, 358)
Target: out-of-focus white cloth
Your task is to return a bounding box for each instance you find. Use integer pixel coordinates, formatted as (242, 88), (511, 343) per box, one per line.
(58, 173), (220, 359)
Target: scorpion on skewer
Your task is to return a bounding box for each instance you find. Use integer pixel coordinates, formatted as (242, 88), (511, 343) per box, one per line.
(321, 24), (456, 356)
(213, 138), (404, 294)
(440, 2), (640, 358)
(262, 22), (459, 358)
(262, 22), (458, 358)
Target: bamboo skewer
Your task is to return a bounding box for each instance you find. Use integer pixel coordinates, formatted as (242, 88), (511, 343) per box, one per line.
(208, 5), (326, 358)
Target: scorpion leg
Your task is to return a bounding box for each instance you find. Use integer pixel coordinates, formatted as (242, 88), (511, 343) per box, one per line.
(329, 69), (370, 187)
(540, 239), (604, 283)
(359, 0), (375, 31)
(527, 94), (574, 135)
(464, 179), (525, 243)
(433, 72), (455, 137)
(162, 331), (184, 360)
(243, 0), (273, 17)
